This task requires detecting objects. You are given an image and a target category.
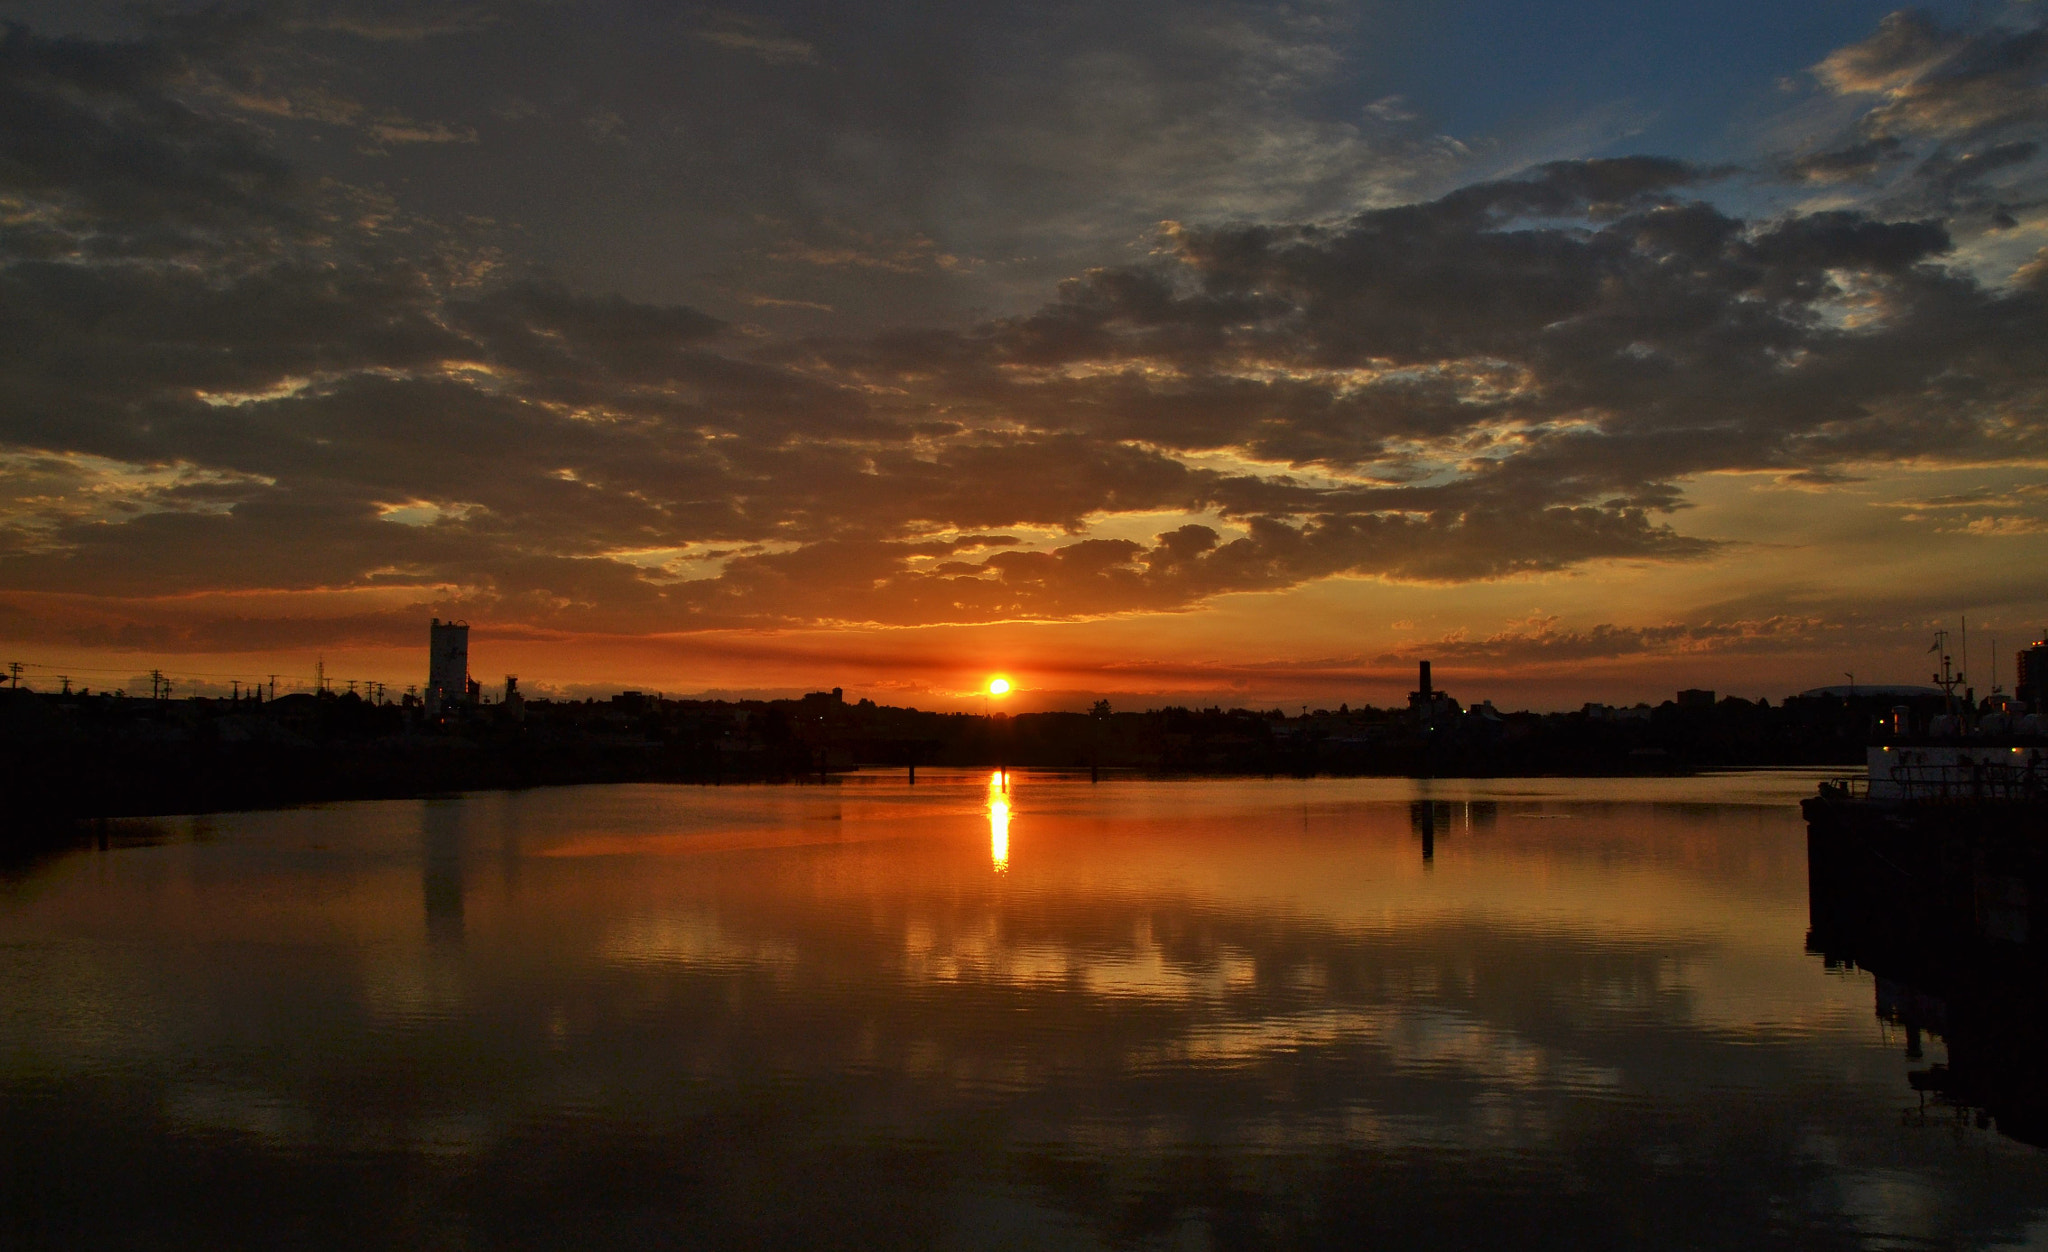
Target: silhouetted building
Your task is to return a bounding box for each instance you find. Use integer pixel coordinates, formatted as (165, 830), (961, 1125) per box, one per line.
(1678, 688), (1716, 708)
(427, 618), (471, 713)
(1408, 661), (1460, 726)
(2018, 631), (2048, 713)
(798, 688), (845, 718)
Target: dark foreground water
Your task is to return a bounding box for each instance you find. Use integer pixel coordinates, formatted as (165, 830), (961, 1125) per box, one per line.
(4, 771), (2046, 1249)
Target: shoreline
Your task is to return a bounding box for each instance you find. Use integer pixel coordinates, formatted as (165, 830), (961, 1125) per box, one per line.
(4, 759), (1853, 862)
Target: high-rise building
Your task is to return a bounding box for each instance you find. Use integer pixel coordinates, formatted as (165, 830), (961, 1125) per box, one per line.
(427, 618), (470, 711)
(2017, 631), (2048, 712)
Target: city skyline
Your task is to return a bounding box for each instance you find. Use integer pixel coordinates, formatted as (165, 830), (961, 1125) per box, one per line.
(0, 1), (2045, 711)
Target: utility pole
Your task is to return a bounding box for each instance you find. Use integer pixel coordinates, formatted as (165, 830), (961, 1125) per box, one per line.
(232, 679), (240, 702)
(268, 674), (277, 701)
(5, 661), (20, 690)
(59, 675), (70, 696)
(316, 656), (326, 695)
(149, 668), (163, 701)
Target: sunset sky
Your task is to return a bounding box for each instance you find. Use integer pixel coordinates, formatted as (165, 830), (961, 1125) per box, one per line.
(0, 0), (2044, 710)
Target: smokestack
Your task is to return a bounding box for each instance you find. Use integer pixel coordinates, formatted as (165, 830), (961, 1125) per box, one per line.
(1419, 660), (1432, 698)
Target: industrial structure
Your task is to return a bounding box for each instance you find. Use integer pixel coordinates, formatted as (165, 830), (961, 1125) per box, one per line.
(426, 618), (474, 713)
(1407, 661), (1461, 728)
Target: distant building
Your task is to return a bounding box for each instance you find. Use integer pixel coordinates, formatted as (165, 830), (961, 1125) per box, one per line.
(1677, 689), (1716, 709)
(427, 618), (471, 712)
(1407, 661), (1460, 727)
(2018, 631), (2048, 713)
(798, 687), (846, 722)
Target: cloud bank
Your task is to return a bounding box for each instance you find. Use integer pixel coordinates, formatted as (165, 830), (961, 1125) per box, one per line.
(0, 7), (2043, 659)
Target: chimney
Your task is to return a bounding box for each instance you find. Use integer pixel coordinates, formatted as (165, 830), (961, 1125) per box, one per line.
(1419, 661), (1432, 698)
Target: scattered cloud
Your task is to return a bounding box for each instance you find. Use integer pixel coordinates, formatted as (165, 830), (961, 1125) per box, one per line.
(1787, 7), (2048, 240)
(692, 24), (818, 67)
(0, 8), (2044, 663)
(1378, 615), (1835, 666)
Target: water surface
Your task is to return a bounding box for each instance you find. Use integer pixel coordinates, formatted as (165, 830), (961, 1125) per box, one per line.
(4, 771), (2045, 1249)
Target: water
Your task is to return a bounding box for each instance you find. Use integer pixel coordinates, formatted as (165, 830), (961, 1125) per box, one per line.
(3, 770), (2046, 1249)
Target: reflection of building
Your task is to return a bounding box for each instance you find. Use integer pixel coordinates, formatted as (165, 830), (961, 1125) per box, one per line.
(427, 618), (471, 713)
(1807, 817), (2048, 1146)
(422, 801), (464, 945)
(1409, 797), (1498, 864)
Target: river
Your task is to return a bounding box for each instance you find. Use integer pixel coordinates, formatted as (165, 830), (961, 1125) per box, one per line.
(3, 770), (2045, 1248)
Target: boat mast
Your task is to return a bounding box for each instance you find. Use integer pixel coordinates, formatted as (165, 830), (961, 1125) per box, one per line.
(1931, 629), (1965, 715)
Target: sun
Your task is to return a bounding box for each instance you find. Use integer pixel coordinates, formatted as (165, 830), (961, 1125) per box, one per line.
(987, 677), (1011, 696)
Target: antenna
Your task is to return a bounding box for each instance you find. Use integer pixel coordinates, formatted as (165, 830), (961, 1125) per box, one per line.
(1931, 629), (1964, 714)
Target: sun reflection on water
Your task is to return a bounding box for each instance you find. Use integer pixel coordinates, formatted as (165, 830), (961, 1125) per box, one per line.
(988, 769), (1010, 871)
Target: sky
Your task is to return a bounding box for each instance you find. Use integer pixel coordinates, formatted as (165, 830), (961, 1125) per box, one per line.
(0, 0), (2044, 711)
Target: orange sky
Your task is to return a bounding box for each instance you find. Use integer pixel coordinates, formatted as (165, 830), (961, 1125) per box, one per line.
(2, 6), (2046, 711)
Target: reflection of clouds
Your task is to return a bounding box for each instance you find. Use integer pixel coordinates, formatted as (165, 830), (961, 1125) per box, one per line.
(900, 914), (1256, 1001)
(1082, 946), (1256, 1001)
(902, 918), (1067, 985)
(1138, 1005), (1621, 1094)
(161, 1083), (494, 1158)
(162, 1082), (310, 1147)
(9, 779), (2044, 1250)
(600, 912), (798, 971)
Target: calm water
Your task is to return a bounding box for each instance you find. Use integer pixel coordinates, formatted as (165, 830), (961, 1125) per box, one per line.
(4, 771), (2046, 1249)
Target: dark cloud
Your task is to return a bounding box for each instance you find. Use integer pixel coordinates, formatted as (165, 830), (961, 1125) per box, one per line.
(0, 11), (2042, 648)
(1816, 9), (2048, 141)
(0, 20), (300, 244)
(1784, 136), (1907, 182)
(1796, 8), (2048, 227)
(1377, 616), (1835, 667)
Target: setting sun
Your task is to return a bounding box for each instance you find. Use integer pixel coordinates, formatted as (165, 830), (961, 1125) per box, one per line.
(987, 677), (1011, 696)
